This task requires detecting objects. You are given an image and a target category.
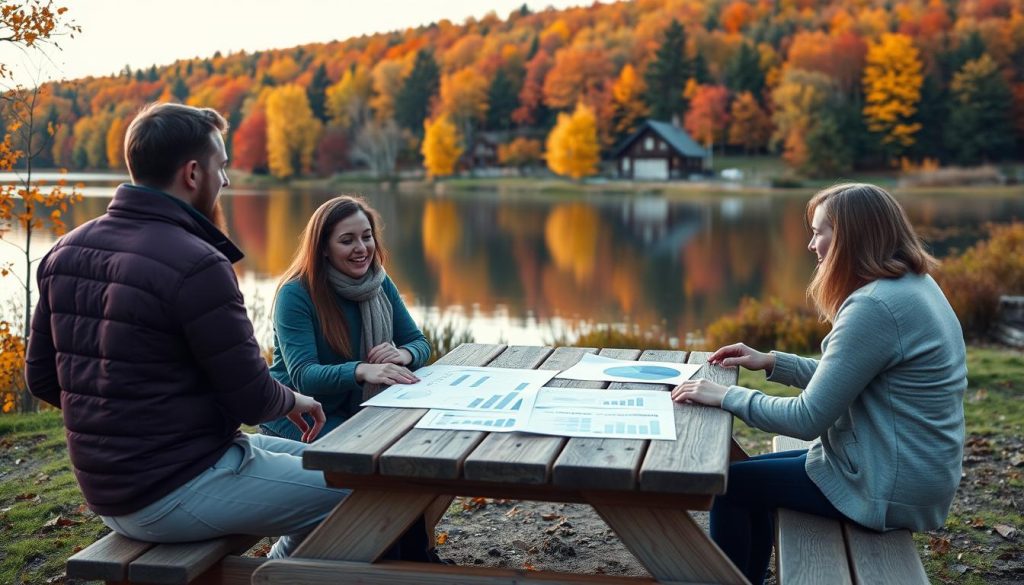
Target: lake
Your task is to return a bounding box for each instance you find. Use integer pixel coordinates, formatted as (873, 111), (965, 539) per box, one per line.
(2, 173), (1022, 347)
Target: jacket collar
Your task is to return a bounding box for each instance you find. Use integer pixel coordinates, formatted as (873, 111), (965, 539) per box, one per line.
(107, 183), (244, 264)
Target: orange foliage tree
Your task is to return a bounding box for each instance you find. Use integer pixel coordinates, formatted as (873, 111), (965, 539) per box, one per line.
(0, 0), (82, 412)
(683, 85), (731, 152)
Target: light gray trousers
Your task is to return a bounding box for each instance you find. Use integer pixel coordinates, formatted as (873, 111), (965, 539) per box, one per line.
(100, 433), (349, 558)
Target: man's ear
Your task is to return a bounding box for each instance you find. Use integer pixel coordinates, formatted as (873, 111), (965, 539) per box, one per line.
(182, 160), (200, 190)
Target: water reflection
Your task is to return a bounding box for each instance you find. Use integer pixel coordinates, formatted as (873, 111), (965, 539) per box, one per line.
(2, 181), (1023, 345)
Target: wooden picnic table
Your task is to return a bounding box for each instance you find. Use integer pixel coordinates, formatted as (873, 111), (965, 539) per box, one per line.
(251, 343), (747, 585)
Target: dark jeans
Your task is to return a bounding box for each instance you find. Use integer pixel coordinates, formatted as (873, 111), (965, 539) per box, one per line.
(711, 449), (847, 585)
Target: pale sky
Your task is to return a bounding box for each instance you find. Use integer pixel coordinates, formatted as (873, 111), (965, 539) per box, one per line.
(0, 0), (586, 87)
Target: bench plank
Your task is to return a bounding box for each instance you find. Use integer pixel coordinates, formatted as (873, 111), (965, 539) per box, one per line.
(380, 345), (552, 480)
(128, 535), (260, 585)
(551, 348), (648, 490)
(638, 351), (733, 494)
(305, 343), (506, 474)
(844, 523), (929, 585)
(66, 531), (154, 582)
(776, 509), (852, 585)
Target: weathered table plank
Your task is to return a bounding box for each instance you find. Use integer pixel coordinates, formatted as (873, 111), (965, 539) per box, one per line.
(462, 346), (602, 484)
(304, 343), (506, 475)
(379, 345), (553, 479)
(549, 348), (653, 490)
(65, 531), (154, 582)
(637, 351), (734, 494)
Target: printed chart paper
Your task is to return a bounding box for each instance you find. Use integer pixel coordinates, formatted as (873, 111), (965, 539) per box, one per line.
(361, 365), (554, 413)
(415, 387), (677, 440)
(553, 353), (701, 385)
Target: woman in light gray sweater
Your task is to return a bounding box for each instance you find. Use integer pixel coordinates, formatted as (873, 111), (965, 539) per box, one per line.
(672, 183), (966, 585)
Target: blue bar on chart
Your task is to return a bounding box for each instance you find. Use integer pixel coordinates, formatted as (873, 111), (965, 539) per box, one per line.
(494, 391), (518, 410)
(650, 421), (660, 435)
(452, 374), (470, 386)
(470, 376), (491, 388)
(481, 394), (500, 409)
(468, 398), (483, 408)
(511, 399), (522, 411)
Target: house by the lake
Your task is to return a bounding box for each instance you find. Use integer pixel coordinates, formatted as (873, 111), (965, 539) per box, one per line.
(611, 120), (708, 180)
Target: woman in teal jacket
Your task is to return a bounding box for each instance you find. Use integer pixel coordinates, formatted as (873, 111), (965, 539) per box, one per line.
(261, 195), (429, 440)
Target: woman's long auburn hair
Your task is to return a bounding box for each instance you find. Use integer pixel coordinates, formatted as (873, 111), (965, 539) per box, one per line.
(807, 183), (937, 322)
(276, 195), (389, 358)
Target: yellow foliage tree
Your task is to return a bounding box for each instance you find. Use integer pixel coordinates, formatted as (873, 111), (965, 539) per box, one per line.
(104, 116), (126, 169)
(369, 59), (406, 121)
(265, 84), (323, 179)
(438, 67), (489, 139)
(421, 115), (463, 178)
(611, 64), (649, 136)
(862, 33), (923, 154)
(728, 91), (772, 153)
(545, 102), (600, 180)
(326, 66), (372, 130)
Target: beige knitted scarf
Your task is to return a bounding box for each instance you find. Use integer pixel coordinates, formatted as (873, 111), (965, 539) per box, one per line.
(326, 263), (393, 400)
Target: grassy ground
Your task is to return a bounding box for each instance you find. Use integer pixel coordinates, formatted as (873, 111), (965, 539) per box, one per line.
(0, 346), (1020, 584)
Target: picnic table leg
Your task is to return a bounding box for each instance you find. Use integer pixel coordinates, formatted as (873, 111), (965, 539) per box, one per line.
(730, 438), (750, 462)
(593, 503), (750, 585)
(423, 495), (454, 546)
(291, 489), (439, 561)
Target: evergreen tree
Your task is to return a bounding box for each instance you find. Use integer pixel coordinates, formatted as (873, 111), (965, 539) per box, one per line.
(725, 42), (764, 97)
(946, 54), (1014, 164)
(394, 50), (440, 136)
(644, 20), (690, 121)
(147, 65), (158, 82)
(485, 68), (520, 131)
(692, 52), (710, 85)
(170, 77), (189, 102)
(134, 69), (144, 82)
(307, 63), (331, 123)
(909, 74), (948, 161)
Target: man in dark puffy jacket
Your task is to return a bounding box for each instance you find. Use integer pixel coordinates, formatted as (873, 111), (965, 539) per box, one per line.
(25, 102), (345, 558)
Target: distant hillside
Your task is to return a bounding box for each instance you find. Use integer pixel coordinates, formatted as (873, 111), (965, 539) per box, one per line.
(8, 0), (1024, 178)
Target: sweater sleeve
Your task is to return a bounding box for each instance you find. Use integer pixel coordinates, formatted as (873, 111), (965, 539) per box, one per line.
(721, 294), (902, 440)
(766, 351), (820, 389)
(273, 282), (363, 400)
(175, 253), (295, 424)
(24, 251), (61, 409)
(385, 277), (429, 369)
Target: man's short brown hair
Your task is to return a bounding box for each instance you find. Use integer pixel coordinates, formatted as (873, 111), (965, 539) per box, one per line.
(124, 103), (228, 188)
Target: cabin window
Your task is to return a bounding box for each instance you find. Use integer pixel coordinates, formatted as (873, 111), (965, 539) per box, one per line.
(644, 137), (654, 151)
(622, 158), (632, 172)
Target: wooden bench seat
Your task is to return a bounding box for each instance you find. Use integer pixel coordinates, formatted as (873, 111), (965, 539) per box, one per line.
(771, 436), (929, 585)
(66, 531), (264, 585)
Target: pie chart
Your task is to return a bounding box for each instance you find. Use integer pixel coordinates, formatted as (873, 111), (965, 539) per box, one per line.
(603, 365), (681, 380)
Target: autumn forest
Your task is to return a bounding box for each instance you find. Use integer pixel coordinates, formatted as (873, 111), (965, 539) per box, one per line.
(6, 0), (1024, 180)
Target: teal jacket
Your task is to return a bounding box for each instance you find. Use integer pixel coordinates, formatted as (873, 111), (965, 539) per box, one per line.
(722, 273), (966, 532)
(261, 276), (429, 440)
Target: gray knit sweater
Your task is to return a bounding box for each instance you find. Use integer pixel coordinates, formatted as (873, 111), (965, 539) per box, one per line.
(722, 273), (966, 532)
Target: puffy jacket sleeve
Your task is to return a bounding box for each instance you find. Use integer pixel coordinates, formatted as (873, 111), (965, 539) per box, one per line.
(175, 252), (294, 424)
(385, 277), (429, 368)
(24, 250), (61, 408)
(273, 281), (363, 400)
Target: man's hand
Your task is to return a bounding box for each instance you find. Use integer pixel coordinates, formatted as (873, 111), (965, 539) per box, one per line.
(286, 392), (326, 443)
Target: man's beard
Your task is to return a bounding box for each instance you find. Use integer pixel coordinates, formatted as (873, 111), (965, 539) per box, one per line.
(205, 199), (228, 234)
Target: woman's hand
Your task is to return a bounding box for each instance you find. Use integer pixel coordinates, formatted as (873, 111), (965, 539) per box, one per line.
(708, 343), (775, 373)
(356, 362), (420, 385)
(366, 342), (412, 365)
(671, 378), (729, 407)
(286, 392), (326, 443)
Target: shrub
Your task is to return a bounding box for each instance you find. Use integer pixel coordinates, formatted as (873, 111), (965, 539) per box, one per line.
(704, 297), (831, 355)
(551, 324), (676, 351)
(934, 222), (1024, 337)
(422, 320), (475, 364)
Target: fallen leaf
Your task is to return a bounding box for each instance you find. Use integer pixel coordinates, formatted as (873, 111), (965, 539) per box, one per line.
(523, 562), (537, 571)
(34, 473), (51, 484)
(929, 536), (951, 555)
(994, 524), (1017, 539)
(969, 518), (986, 528)
(43, 515), (81, 529)
(504, 506), (520, 518)
(14, 458), (23, 465)
(541, 513), (562, 521)
(435, 532), (448, 546)
(14, 492), (37, 501)
(1010, 455), (1024, 468)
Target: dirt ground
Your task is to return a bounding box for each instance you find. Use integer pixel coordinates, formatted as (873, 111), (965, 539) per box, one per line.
(433, 498), (729, 580)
